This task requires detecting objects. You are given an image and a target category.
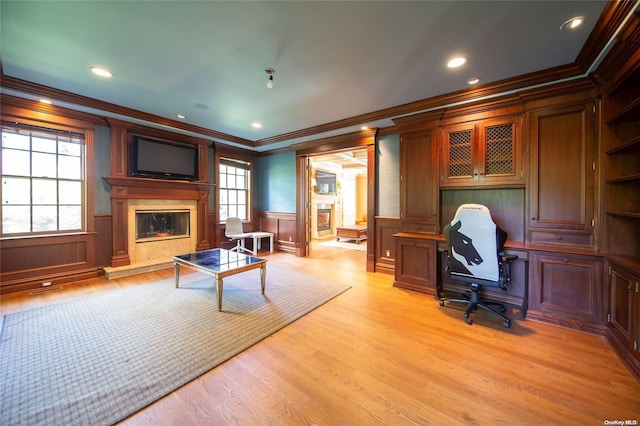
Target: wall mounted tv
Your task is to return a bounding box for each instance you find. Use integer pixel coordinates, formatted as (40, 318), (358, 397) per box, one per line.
(130, 136), (198, 181)
(315, 171), (337, 194)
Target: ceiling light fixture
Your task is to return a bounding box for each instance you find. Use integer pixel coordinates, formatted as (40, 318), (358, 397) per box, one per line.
(560, 16), (584, 30)
(265, 68), (275, 88)
(177, 114), (186, 119)
(39, 99), (52, 104)
(467, 77), (480, 85)
(90, 66), (113, 78)
(447, 56), (466, 68)
(252, 122), (262, 129)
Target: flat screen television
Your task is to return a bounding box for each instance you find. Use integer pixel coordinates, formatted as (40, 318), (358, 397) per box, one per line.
(131, 136), (198, 181)
(315, 171), (337, 194)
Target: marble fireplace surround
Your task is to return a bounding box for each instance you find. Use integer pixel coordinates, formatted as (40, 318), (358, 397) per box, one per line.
(103, 176), (213, 279)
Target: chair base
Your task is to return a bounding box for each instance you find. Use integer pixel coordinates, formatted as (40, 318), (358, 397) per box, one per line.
(229, 240), (255, 256)
(439, 284), (511, 328)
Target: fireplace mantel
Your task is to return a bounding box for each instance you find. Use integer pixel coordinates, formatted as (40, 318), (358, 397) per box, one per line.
(104, 176), (214, 267)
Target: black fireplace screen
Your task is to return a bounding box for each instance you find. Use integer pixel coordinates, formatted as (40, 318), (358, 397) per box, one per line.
(317, 208), (331, 231)
(136, 210), (190, 241)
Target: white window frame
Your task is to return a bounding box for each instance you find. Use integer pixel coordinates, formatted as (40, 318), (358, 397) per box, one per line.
(218, 157), (251, 222)
(1, 122), (86, 236)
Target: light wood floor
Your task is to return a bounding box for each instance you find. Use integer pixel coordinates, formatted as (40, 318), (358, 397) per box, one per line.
(2, 243), (639, 425)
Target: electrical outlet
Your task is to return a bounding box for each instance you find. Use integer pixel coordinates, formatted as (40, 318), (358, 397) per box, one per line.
(42, 281), (52, 287)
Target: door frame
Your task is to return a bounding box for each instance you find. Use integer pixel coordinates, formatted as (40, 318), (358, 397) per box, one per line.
(295, 129), (377, 271)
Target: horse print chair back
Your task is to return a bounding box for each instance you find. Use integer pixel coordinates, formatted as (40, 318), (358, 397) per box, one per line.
(439, 204), (517, 328)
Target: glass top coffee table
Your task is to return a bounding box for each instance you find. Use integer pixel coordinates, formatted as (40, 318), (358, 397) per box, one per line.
(173, 248), (267, 311)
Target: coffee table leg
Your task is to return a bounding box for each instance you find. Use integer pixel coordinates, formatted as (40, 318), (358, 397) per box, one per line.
(260, 264), (266, 294)
(215, 276), (223, 311)
(174, 262), (180, 288)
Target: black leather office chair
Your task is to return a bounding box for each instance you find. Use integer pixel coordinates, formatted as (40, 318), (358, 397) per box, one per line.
(439, 204), (517, 328)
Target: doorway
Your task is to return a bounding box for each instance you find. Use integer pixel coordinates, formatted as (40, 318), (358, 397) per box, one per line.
(307, 149), (368, 254)
(294, 129), (376, 271)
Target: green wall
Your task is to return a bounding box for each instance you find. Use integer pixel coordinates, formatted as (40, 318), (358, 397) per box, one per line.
(254, 151), (296, 213)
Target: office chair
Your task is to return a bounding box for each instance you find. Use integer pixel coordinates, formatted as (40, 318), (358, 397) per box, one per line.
(439, 204), (517, 328)
(225, 217), (255, 255)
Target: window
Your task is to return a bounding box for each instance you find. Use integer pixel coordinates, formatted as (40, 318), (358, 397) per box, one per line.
(219, 158), (250, 221)
(1, 123), (85, 236)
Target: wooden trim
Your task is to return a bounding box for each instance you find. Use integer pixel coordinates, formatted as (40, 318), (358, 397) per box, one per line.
(0, 95), (105, 128)
(293, 128), (377, 155)
(575, 1), (639, 74)
(1, 75), (254, 147)
(103, 176), (214, 266)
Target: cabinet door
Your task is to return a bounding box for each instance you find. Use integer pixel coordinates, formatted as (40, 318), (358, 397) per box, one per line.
(441, 115), (523, 187)
(529, 252), (603, 327)
(393, 237), (437, 296)
(478, 116), (524, 185)
(400, 131), (437, 233)
(527, 101), (596, 247)
(608, 264), (636, 351)
(440, 123), (475, 186)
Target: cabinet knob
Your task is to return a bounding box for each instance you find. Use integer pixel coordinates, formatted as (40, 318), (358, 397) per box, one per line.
(556, 236), (563, 240)
(564, 258), (569, 263)
(416, 226), (421, 230)
(531, 217), (536, 221)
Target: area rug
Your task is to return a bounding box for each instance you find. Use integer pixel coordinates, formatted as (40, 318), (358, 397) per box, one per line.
(0, 265), (350, 426)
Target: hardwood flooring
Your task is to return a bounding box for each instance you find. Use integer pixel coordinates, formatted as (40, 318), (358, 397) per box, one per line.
(1, 243), (639, 425)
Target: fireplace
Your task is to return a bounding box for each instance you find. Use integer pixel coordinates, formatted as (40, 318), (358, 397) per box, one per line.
(125, 199), (197, 266)
(317, 208), (331, 231)
(135, 210), (190, 242)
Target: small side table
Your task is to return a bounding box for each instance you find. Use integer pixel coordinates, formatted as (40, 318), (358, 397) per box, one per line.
(251, 231), (274, 253)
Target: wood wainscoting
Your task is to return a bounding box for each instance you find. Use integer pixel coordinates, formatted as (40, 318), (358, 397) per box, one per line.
(258, 211), (297, 254)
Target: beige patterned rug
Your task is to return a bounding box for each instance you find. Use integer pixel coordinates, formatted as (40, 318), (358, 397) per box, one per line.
(0, 265), (350, 426)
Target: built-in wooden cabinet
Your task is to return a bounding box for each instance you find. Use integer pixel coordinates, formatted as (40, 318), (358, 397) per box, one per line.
(394, 112), (440, 235)
(440, 114), (524, 187)
(602, 65), (640, 259)
(528, 251), (603, 331)
(607, 261), (640, 360)
(393, 234), (437, 296)
(526, 97), (597, 248)
(399, 131), (438, 234)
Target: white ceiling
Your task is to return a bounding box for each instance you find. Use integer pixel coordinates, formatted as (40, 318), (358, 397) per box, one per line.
(0, 1), (615, 150)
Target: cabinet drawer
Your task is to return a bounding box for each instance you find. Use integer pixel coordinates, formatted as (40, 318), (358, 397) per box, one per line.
(529, 230), (593, 247)
(400, 220), (437, 234)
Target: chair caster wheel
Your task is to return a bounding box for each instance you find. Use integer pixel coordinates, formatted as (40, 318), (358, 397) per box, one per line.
(439, 300), (444, 306)
(465, 317), (473, 325)
(499, 305), (506, 313)
(503, 319), (511, 328)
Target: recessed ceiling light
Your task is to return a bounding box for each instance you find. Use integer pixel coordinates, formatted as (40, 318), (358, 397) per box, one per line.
(39, 99), (52, 104)
(560, 16), (584, 30)
(361, 126), (369, 130)
(91, 66), (113, 78)
(251, 122), (262, 129)
(467, 77), (480, 85)
(447, 56), (466, 68)
(177, 114), (186, 119)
